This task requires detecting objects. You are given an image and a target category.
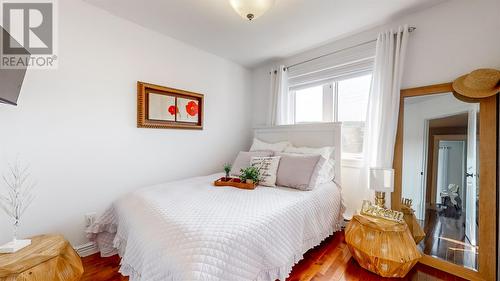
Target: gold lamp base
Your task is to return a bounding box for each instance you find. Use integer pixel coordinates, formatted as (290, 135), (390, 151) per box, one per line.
(375, 191), (386, 209)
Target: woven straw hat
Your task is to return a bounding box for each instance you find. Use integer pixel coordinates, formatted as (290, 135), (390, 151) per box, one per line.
(453, 68), (500, 98)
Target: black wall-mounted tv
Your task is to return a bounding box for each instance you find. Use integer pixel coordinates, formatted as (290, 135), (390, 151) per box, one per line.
(0, 26), (30, 106)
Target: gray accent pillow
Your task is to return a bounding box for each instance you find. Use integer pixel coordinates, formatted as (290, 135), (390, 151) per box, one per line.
(230, 151), (273, 176)
(276, 153), (321, 191)
(284, 145), (335, 185)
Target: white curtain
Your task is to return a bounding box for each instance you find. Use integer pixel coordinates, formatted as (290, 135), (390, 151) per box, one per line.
(269, 65), (291, 125)
(364, 25), (410, 185)
(437, 146), (450, 203)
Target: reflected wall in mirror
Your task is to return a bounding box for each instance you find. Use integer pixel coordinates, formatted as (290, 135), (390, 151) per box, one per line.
(402, 93), (479, 270)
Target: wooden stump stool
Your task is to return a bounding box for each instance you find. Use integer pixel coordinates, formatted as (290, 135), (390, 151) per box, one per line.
(0, 234), (83, 281)
(345, 214), (421, 278)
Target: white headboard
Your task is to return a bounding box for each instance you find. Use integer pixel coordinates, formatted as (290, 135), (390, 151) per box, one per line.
(254, 123), (342, 186)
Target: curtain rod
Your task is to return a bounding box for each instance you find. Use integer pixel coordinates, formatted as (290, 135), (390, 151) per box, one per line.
(280, 26), (416, 72)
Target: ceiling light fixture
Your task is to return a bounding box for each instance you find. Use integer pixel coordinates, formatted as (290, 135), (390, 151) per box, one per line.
(229, 0), (276, 21)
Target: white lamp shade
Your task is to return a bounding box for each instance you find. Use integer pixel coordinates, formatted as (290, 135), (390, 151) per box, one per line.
(229, 0), (276, 21)
(369, 168), (394, 192)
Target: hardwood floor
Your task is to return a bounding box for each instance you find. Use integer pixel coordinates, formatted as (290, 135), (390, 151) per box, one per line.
(418, 206), (477, 269)
(81, 231), (466, 281)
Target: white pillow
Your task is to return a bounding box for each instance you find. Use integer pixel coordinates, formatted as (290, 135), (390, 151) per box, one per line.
(310, 157), (335, 187)
(283, 145), (335, 186)
(250, 138), (290, 152)
(284, 145), (333, 159)
(250, 156), (281, 187)
(230, 151), (274, 176)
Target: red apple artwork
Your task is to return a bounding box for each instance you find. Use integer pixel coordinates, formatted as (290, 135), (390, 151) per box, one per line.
(168, 105), (179, 115)
(177, 98), (199, 123)
(186, 101), (199, 116)
(148, 93), (176, 121)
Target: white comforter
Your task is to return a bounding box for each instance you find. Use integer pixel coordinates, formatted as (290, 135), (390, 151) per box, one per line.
(87, 173), (344, 281)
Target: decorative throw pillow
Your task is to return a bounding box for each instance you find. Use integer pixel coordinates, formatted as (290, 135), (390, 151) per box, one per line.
(250, 156), (281, 187)
(230, 151), (274, 176)
(275, 153), (321, 190)
(250, 138), (290, 152)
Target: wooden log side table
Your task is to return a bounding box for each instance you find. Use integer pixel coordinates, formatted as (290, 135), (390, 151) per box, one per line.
(345, 214), (421, 278)
(0, 234), (83, 281)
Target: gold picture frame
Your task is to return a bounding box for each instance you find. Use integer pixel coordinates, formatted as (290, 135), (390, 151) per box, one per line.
(137, 81), (203, 130)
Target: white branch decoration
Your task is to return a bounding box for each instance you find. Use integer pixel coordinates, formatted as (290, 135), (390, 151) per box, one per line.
(0, 160), (36, 240)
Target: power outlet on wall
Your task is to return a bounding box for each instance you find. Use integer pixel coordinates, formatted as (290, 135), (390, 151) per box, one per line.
(84, 212), (97, 227)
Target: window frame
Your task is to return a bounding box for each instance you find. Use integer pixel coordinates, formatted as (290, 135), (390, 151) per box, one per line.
(289, 71), (372, 163)
(291, 84), (331, 124)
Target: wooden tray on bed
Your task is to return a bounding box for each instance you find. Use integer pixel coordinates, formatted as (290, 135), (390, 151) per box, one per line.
(213, 177), (256, 190)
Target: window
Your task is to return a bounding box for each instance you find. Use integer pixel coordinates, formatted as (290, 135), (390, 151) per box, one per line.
(290, 73), (372, 160)
(294, 85), (324, 123)
(337, 75), (371, 122)
(338, 74), (372, 159)
(285, 42), (375, 161)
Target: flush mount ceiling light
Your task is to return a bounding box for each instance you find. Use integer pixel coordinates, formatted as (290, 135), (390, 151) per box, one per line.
(229, 0), (276, 21)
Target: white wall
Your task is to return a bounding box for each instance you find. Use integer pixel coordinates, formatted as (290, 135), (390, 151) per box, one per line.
(0, 0), (253, 247)
(402, 94), (475, 219)
(251, 0), (500, 216)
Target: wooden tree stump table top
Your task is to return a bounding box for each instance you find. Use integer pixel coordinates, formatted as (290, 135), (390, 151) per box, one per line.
(345, 214), (422, 278)
(0, 234), (83, 281)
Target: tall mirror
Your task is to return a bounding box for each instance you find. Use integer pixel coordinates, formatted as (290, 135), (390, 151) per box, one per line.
(403, 93), (479, 268)
(393, 83), (496, 281)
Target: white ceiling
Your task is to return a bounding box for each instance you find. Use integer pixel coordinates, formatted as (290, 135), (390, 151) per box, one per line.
(85, 0), (445, 68)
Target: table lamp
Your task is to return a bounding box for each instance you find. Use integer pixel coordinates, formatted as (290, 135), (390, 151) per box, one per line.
(369, 167), (394, 208)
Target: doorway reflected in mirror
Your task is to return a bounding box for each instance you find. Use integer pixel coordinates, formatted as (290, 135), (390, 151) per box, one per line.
(402, 93), (479, 270)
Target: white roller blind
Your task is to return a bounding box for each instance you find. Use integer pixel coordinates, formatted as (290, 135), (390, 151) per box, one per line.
(288, 41), (376, 89)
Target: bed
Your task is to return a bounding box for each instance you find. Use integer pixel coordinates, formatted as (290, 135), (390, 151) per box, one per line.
(87, 123), (345, 281)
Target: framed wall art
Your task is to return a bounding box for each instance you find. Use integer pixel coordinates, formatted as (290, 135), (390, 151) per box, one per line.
(137, 81), (204, 129)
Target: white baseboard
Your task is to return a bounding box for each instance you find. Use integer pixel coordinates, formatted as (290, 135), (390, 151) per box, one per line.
(74, 242), (98, 257)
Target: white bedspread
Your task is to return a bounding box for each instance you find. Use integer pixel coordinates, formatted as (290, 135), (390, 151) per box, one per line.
(87, 173), (344, 281)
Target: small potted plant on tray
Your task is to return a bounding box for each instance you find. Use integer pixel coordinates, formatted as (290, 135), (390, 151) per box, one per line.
(239, 166), (260, 185)
(223, 163), (232, 181)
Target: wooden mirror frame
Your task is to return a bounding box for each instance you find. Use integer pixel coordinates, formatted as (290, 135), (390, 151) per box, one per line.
(392, 83), (497, 281)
